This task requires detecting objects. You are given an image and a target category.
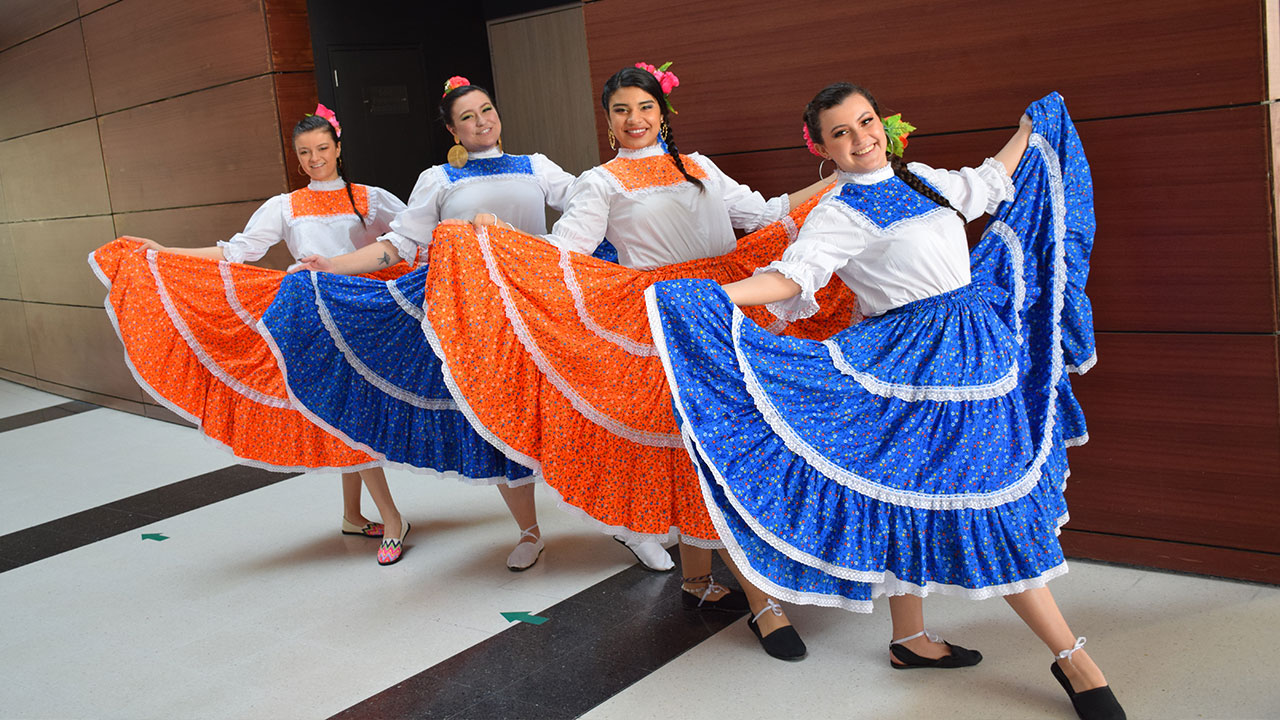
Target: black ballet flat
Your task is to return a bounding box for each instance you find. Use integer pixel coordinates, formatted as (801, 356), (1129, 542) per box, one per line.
(1051, 661), (1126, 720)
(746, 599), (807, 661)
(680, 574), (749, 613)
(888, 630), (982, 669)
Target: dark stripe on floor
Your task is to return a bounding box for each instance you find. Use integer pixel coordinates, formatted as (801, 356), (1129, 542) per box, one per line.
(0, 464), (299, 571)
(0, 400), (97, 433)
(332, 550), (748, 720)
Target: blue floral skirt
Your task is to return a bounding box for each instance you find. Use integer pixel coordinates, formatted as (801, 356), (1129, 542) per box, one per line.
(259, 265), (535, 486)
(645, 92), (1095, 611)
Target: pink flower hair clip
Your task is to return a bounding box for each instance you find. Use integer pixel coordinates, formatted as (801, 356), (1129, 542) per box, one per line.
(802, 124), (821, 157)
(635, 61), (680, 113)
(443, 75), (471, 97)
(310, 103), (340, 137)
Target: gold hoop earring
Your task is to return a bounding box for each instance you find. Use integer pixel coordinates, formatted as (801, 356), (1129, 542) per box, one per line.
(298, 164), (308, 176)
(447, 134), (468, 169)
(818, 159), (827, 180)
(607, 127), (617, 150)
(497, 136), (503, 152)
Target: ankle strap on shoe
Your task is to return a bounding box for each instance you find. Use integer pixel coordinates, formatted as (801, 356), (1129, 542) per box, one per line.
(890, 629), (941, 645)
(681, 574), (724, 606)
(752, 598), (784, 623)
(519, 523), (539, 540)
(1055, 636), (1086, 664)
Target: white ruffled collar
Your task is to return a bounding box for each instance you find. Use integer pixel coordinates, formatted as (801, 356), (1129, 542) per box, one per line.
(615, 144), (665, 160)
(837, 164), (894, 186)
(468, 147), (502, 160)
(308, 178), (347, 191)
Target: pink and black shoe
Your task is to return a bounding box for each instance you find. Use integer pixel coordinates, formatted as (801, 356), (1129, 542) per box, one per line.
(377, 522), (410, 566)
(341, 517), (384, 538)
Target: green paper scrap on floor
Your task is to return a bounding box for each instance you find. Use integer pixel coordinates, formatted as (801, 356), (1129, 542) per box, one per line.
(140, 533), (168, 542)
(501, 611), (548, 625)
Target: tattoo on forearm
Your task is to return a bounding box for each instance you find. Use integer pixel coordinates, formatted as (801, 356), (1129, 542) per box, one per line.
(378, 252), (390, 267)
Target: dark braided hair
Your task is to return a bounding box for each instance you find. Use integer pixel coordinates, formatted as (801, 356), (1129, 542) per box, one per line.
(601, 67), (704, 192)
(803, 82), (963, 220)
(292, 114), (366, 226)
(439, 84), (496, 129)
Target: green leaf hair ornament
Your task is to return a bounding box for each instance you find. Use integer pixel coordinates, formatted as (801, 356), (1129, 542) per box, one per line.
(881, 114), (916, 157)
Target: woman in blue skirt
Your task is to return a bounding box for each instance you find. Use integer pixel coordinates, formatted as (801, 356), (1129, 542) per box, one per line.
(645, 84), (1123, 719)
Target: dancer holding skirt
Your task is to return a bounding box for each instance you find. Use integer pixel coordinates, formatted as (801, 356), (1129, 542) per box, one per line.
(646, 85), (1124, 718)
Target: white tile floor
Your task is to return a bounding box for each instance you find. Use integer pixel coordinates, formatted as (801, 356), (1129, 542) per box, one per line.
(2, 378), (1279, 719)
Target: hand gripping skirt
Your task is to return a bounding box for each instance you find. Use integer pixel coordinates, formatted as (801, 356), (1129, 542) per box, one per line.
(421, 194), (860, 545)
(645, 92), (1096, 610)
(258, 264), (534, 486)
(88, 240), (408, 471)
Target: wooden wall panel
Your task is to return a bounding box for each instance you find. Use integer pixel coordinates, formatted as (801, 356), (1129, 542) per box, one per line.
(0, 0), (78, 52)
(0, 120), (111, 221)
(1061, 530), (1280, 586)
(585, 0), (1265, 157)
(0, 300), (35, 375)
(272, 72), (319, 192)
(81, 0), (270, 114)
(77, 0), (118, 16)
(0, 22), (96, 141)
(112, 201), (263, 248)
(1067, 333), (1280, 554)
(24, 303), (143, 401)
(8, 217), (117, 306)
(98, 77), (286, 212)
(0, 224), (20, 301)
(489, 5), (600, 176)
(264, 0), (313, 72)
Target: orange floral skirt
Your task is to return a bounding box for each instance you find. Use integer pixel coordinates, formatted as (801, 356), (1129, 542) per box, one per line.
(423, 196), (857, 544)
(89, 237), (408, 471)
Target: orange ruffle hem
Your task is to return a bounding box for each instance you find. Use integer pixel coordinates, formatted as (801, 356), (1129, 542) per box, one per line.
(423, 194), (858, 544)
(90, 237), (409, 472)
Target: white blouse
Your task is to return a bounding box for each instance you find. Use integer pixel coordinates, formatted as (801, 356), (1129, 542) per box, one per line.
(380, 148), (576, 261)
(546, 144), (789, 270)
(217, 178), (405, 264)
(765, 158), (1013, 320)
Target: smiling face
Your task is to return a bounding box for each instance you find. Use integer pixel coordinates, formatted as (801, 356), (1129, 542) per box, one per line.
(294, 128), (341, 183)
(814, 93), (889, 174)
(447, 90), (501, 153)
(607, 85), (663, 150)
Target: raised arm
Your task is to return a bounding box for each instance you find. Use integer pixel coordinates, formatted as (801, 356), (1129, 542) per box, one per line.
(291, 239), (403, 275)
(993, 114), (1034, 177)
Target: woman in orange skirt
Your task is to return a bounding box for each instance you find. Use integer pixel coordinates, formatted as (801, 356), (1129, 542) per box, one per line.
(90, 107), (415, 564)
(427, 63), (853, 659)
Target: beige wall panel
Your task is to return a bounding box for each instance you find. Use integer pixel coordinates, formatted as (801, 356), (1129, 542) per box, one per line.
(0, 299), (36, 375)
(0, 22), (96, 141)
(0, 0), (78, 52)
(24, 302), (143, 401)
(9, 216), (116, 306)
(35, 378), (148, 415)
(113, 200), (263, 248)
(99, 77), (287, 212)
(0, 367), (39, 388)
(82, 0), (270, 114)
(0, 120), (111, 221)
(0, 224), (20, 300)
(488, 5), (600, 176)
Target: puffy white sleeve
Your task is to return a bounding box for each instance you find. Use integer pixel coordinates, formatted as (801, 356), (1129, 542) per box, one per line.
(379, 166), (445, 261)
(530, 153), (578, 213)
(757, 201), (863, 321)
(544, 169), (612, 255)
(364, 185), (407, 239)
(908, 158), (1014, 222)
(217, 195), (287, 263)
(695, 154), (789, 233)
